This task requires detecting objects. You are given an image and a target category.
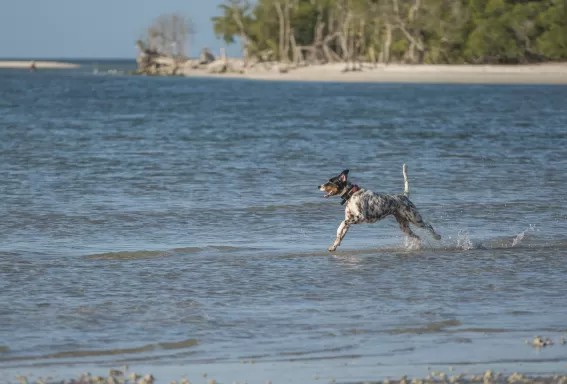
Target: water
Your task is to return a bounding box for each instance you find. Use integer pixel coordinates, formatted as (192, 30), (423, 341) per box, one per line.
(1, 67), (567, 383)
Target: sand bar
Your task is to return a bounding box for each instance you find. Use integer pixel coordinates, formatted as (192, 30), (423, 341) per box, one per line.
(184, 63), (567, 85)
(0, 60), (80, 69)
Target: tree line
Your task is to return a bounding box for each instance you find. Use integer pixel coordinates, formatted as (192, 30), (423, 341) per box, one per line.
(210, 0), (566, 65)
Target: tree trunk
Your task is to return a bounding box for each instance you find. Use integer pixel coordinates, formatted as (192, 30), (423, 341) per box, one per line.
(274, 1), (286, 61)
(393, 0), (425, 63)
(370, 23), (379, 66)
(312, 6), (326, 63)
(283, 0), (292, 63)
(382, 23), (393, 64)
(322, 32), (341, 62)
(341, 33), (350, 71)
(356, 20), (366, 70)
(406, 41), (416, 63)
(349, 34), (356, 70)
(399, 25), (424, 62)
(290, 31), (299, 64)
(229, 3), (251, 65)
(340, 21), (351, 70)
(241, 38), (249, 66)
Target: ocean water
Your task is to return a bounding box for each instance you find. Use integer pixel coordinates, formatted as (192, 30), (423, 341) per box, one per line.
(1, 67), (567, 383)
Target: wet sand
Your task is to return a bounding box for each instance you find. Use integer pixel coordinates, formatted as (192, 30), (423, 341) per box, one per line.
(6, 364), (567, 384)
(3, 352), (567, 384)
(184, 63), (567, 84)
(0, 61), (80, 69)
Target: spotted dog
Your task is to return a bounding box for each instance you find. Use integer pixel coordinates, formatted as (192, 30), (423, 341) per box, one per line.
(318, 164), (441, 252)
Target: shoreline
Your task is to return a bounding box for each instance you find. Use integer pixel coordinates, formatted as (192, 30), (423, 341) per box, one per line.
(0, 61), (80, 69)
(3, 362), (567, 384)
(2, 350), (567, 384)
(181, 63), (567, 85)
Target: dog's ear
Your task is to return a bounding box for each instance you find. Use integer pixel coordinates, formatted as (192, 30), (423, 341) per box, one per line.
(339, 169), (349, 182)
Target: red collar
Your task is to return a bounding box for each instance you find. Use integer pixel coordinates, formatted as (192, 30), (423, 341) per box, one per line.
(340, 184), (360, 205)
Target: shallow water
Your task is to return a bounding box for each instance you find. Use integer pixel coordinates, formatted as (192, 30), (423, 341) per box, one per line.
(1, 68), (567, 382)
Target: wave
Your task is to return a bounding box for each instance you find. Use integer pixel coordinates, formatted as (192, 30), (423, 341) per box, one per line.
(85, 248), (196, 260)
(0, 338), (198, 363)
(0, 251), (19, 256)
(388, 319), (462, 335)
(245, 201), (328, 212)
(84, 245), (259, 260)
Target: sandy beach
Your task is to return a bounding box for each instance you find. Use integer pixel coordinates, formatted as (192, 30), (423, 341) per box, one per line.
(0, 60), (80, 69)
(182, 62), (567, 85)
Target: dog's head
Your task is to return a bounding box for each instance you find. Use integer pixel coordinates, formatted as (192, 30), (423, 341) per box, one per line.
(318, 169), (349, 198)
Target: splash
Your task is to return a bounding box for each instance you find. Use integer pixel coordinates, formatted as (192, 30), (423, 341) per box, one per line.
(511, 231), (525, 247)
(400, 229), (486, 251)
(403, 236), (423, 251)
(456, 230), (474, 250)
(511, 224), (537, 247)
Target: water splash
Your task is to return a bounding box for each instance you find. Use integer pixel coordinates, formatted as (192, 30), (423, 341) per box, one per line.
(456, 230), (474, 250)
(511, 224), (537, 247)
(403, 236), (423, 251)
(511, 231), (525, 247)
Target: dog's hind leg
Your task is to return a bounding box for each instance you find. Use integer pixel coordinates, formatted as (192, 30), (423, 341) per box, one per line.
(423, 222), (442, 240)
(394, 214), (420, 240)
(409, 215), (442, 240)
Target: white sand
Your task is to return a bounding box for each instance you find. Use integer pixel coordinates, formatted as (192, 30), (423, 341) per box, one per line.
(0, 61), (80, 69)
(186, 63), (567, 84)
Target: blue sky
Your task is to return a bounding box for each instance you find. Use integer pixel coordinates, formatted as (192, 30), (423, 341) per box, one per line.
(0, 0), (240, 59)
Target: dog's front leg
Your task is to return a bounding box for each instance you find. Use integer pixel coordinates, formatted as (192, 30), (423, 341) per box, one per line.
(328, 220), (351, 252)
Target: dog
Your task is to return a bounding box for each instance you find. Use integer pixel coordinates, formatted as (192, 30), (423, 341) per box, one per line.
(318, 164), (441, 252)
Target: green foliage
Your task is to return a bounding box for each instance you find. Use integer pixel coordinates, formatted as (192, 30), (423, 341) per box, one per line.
(292, 2), (319, 46)
(391, 38), (410, 59)
(211, 0), (567, 64)
(535, 0), (567, 59)
(212, 5), (243, 44)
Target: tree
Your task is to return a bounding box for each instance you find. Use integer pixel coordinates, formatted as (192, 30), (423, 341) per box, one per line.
(143, 13), (196, 58)
(535, 0), (567, 60)
(210, 0), (567, 64)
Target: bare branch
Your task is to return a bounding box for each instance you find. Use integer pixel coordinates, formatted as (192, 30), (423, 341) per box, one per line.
(144, 13), (195, 59)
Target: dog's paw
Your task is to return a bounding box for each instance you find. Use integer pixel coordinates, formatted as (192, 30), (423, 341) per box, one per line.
(328, 246), (336, 252)
(433, 234), (442, 241)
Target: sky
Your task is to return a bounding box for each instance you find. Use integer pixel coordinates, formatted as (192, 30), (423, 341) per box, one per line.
(0, 0), (240, 59)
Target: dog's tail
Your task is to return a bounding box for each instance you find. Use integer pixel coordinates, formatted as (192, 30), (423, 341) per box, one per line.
(402, 163), (409, 197)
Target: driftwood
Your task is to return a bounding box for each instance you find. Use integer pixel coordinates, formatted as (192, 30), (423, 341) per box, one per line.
(199, 48), (215, 65)
(206, 58), (247, 74)
(136, 41), (184, 75)
(207, 61), (226, 74)
(136, 37), (252, 76)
